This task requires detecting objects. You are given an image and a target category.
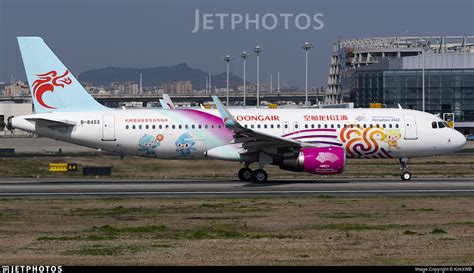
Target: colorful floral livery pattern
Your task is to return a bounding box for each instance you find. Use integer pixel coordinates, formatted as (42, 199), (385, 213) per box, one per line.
(339, 125), (400, 158)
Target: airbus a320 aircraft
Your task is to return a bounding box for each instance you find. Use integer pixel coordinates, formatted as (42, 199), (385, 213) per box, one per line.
(9, 37), (466, 182)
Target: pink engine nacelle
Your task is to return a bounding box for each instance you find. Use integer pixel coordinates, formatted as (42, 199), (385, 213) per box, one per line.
(278, 147), (346, 175)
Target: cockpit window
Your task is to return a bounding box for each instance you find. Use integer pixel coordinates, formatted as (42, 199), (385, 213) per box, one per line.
(432, 122), (438, 129)
(438, 122), (446, 128)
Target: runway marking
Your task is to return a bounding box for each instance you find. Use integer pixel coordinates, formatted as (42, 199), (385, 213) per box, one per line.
(0, 189), (474, 196)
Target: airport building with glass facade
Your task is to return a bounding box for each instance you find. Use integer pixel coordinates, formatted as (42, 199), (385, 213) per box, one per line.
(344, 52), (474, 134)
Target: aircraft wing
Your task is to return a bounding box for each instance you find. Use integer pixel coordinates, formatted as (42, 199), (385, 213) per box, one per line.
(211, 96), (328, 157)
(25, 118), (76, 128)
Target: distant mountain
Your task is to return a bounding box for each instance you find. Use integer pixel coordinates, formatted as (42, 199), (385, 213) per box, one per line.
(77, 63), (247, 90)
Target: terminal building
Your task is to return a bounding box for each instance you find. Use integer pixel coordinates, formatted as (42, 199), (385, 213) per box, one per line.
(326, 36), (474, 134)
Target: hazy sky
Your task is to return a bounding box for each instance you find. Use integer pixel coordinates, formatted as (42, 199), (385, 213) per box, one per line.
(1, 0), (473, 88)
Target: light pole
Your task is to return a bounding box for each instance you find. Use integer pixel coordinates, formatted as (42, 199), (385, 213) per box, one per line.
(240, 51), (249, 106)
(254, 46), (262, 107)
(209, 73), (212, 94)
(277, 72), (280, 93)
(302, 42), (313, 108)
(422, 45), (427, 112)
(224, 55), (232, 106)
(270, 74), (273, 94)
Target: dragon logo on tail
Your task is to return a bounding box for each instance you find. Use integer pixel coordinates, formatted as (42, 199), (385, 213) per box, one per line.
(32, 70), (72, 109)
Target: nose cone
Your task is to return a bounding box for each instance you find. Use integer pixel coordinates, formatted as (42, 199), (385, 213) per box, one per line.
(452, 130), (467, 151)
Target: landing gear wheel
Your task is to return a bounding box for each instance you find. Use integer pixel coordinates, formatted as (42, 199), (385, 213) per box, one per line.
(238, 168), (253, 182)
(401, 172), (412, 181)
(399, 158), (411, 181)
(252, 169), (268, 183)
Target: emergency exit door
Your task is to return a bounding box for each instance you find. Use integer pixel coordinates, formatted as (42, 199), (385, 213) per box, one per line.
(403, 114), (418, 140)
(102, 114), (116, 141)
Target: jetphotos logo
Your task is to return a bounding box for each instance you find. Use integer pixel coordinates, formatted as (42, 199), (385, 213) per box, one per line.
(32, 70), (72, 109)
(192, 9), (324, 33)
(1, 265), (62, 273)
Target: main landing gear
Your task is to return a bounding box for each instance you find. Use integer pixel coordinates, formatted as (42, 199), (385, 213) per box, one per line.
(399, 158), (411, 181)
(238, 163), (268, 183)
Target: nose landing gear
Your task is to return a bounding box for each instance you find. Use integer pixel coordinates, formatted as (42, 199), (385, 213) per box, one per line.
(399, 158), (411, 181)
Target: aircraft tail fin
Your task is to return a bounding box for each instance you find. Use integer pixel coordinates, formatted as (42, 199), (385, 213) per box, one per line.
(17, 37), (107, 113)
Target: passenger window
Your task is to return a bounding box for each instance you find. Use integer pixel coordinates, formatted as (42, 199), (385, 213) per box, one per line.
(159, 125), (163, 129)
(205, 125), (208, 129)
(178, 125), (182, 129)
(126, 125), (129, 130)
(396, 124), (399, 128)
(382, 124), (386, 128)
(198, 125), (202, 129)
(244, 124), (248, 128)
(277, 124), (281, 129)
(264, 124), (267, 129)
(270, 124), (274, 129)
(139, 125), (142, 130)
(350, 124), (354, 128)
(152, 125), (156, 129)
(331, 124), (334, 128)
(295, 124), (299, 129)
(284, 124), (288, 129)
(218, 125), (222, 129)
(192, 125), (195, 129)
(257, 124), (260, 129)
(389, 124), (392, 128)
(324, 124), (328, 128)
(370, 124), (373, 128)
(311, 124), (315, 129)
(318, 124), (321, 128)
(344, 124), (347, 128)
(132, 125), (136, 129)
(211, 125), (214, 129)
(185, 125), (189, 129)
(337, 124), (341, 128)
(146, 125), (149, 129)
(165, 125), (169, 129)
(172, 125), (175, 129)
(438, 122), (445, 128)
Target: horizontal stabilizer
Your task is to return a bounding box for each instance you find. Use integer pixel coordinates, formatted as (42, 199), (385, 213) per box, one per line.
(25, 117), (76, 128)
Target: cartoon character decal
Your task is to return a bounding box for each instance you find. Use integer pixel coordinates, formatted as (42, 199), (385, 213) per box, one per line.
(385, 129), (401, 149)
(138, 134), (164, 157)
(175, 132), (197, 158)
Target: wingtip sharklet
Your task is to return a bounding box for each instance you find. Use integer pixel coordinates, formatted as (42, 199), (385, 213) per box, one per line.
(211, 96), (238, 128)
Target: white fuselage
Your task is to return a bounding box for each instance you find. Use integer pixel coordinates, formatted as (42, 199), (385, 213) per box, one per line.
(12, 107), (466, 160)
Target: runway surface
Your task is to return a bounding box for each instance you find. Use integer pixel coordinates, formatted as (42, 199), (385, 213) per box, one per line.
(1, 177), (474, 197)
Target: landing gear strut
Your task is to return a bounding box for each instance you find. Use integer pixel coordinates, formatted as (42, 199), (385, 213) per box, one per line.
(399, 158), (411, 181)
